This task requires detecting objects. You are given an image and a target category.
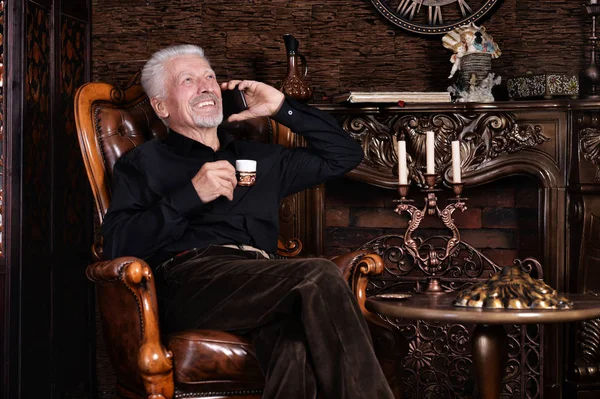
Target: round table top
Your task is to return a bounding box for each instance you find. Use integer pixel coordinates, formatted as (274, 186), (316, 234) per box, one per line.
(366, 292), (600, 325)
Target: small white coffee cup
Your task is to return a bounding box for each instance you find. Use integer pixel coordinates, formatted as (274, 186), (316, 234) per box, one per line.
(235, 159), (257, 186)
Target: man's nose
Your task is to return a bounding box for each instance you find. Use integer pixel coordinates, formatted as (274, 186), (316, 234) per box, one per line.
(197, 78), (215, 94)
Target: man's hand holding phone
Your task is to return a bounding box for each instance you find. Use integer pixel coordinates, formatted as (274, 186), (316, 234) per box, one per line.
(221, 85), (248, 121)
(220, 80), (285, 122)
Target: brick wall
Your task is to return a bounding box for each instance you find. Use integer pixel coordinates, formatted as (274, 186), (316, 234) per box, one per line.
(92, 0), (588, 100)
(324, 175), (540, 268)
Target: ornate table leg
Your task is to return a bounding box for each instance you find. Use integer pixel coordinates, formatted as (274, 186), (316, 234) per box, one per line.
(471, 324), (508, 399)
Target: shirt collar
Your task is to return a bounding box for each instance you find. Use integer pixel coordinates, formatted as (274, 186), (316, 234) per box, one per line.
(162, 127), (235, 157)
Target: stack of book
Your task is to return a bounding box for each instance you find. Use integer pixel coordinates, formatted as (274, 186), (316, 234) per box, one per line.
(332, 91), (452, 104)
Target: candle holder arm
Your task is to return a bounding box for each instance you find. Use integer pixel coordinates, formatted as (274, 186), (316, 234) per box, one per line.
(437, 201), (467, 262)
(395, 202), (432, 271)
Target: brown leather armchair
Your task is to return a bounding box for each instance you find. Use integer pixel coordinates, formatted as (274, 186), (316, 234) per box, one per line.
(75, 75), (406, 399)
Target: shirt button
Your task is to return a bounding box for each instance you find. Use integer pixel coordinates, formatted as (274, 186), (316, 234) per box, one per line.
(288, 110), (293, 115)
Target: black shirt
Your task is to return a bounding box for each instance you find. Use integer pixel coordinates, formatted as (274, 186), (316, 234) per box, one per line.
(101, 96), (363, 266)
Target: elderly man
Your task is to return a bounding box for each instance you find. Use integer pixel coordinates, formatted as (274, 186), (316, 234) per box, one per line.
(101, 44), (394, 399)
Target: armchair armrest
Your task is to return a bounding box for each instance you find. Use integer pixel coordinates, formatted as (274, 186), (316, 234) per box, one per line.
(330, 250), (390, 328)
(331, 250), (408, 399)
(87, 257), (174, 399)
(277, 237), (303, 257)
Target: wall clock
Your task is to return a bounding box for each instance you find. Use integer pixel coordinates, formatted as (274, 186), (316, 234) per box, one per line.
(370, 0), (499, 35)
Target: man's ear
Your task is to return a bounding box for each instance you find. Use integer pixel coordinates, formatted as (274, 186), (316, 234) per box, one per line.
(151, 97), (169, 119)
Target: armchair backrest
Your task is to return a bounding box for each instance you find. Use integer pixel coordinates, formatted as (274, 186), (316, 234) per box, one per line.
(75, 81), (165, 224)
(74, 75), (274, 259)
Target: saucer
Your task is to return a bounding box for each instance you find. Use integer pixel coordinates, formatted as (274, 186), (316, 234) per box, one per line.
(374, 293), (413, 300)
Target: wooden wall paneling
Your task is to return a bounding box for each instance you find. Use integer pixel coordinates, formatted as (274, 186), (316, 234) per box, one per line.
(53, 1), (93, 396)
(3, 0), (92, 398)
(3, 0), (25, 396)
(0, 0), (8, 396)
(22, 2), (53, 397)
(0, 7), (4, 374)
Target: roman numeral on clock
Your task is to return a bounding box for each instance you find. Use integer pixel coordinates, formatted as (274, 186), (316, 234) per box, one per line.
(457, 0), (473, 17)
(428, 5), (443, 25)
(396, 0), (418, 20)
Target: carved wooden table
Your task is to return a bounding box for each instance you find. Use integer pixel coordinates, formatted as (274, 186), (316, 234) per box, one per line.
(367, 293), (600, 399)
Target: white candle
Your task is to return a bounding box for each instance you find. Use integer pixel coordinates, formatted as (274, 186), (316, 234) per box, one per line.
(452, 140), (462, 183)
(398, 141), (408, 184)
(426, 131), (435, 174)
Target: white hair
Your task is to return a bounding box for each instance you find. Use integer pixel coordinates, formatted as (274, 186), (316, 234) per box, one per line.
(140, 44), (210, 100)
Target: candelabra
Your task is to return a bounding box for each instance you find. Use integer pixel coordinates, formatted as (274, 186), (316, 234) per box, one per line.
(395, 173), (467, 294)
(582, 2), (600, 99)
(393, 135), (571, 307)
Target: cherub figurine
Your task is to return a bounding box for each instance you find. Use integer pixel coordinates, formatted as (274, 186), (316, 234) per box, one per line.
(447, 31), (475, 78)
(443, 23), (501, 79)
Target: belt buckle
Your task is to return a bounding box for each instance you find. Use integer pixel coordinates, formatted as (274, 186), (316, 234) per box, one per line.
(224, 244), (269, 259)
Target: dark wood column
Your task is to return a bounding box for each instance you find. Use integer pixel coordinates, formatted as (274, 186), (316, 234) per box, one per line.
(2, 0), (93, 398)
(565, 104), (600, 397)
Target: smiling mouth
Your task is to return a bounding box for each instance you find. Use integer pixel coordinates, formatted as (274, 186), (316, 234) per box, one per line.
(193, 100), (216, 108)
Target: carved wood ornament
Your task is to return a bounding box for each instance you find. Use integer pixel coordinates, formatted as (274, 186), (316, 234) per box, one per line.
(319, 101), (582, 398)
(580, 126), (600, 182)
(342, 111), (549, 188)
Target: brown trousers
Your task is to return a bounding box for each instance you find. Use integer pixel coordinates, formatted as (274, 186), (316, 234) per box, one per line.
(158, 245), (394, 399)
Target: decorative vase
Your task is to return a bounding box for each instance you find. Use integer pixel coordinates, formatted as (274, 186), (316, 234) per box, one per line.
(281, 34), (313, 102)
(459, 53), (492, 88)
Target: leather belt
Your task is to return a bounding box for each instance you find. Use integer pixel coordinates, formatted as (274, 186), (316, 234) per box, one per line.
(220, 244), (270, 259)
(158, 244), (271, 272)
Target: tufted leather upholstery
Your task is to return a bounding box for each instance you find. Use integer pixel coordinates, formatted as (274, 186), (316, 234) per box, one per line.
(75, 76), (397, 399)
(95, 96), (166, 179)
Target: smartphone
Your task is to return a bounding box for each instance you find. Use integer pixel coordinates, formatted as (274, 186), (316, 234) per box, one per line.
(221, 85), (248, 120)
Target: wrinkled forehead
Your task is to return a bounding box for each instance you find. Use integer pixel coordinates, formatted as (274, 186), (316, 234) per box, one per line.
(166, 54), (214, 78)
